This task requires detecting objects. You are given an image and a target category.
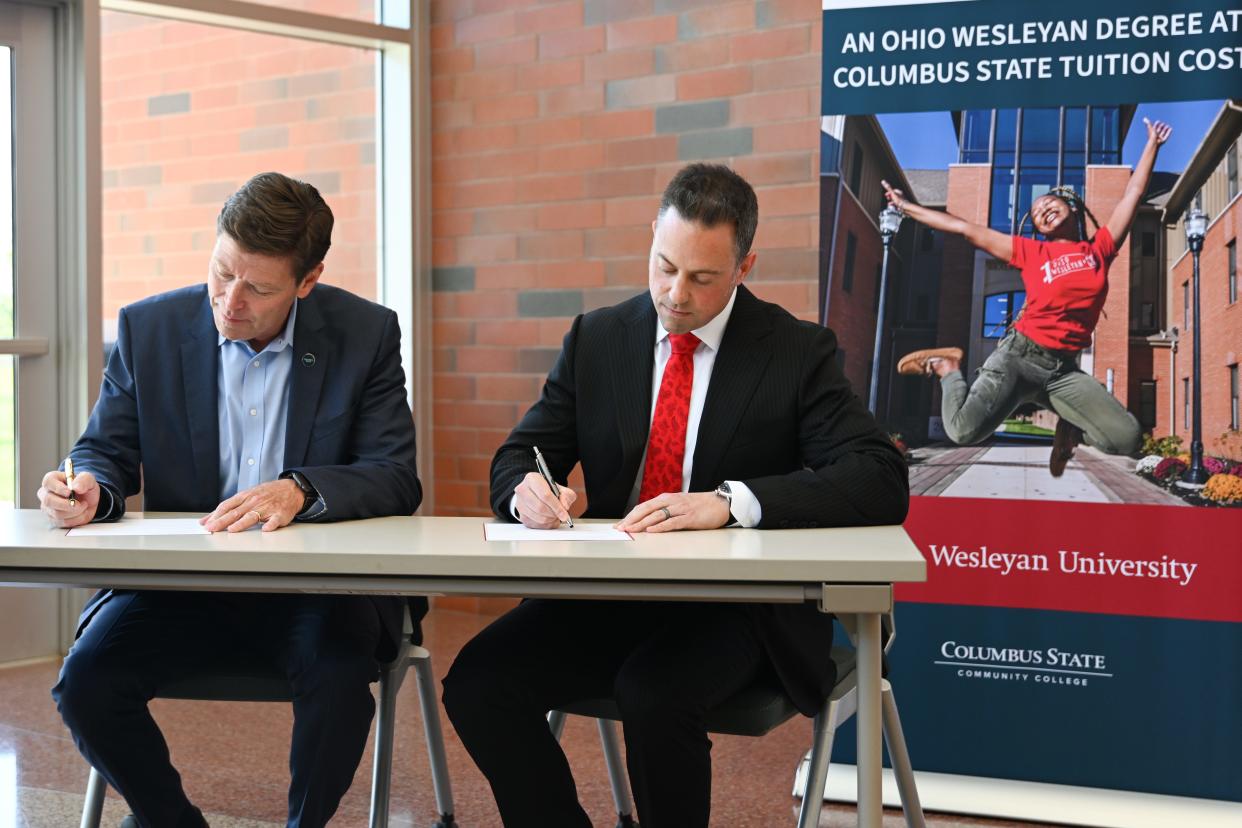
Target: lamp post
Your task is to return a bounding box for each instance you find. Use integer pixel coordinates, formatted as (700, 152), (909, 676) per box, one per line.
(1179, 206), (1209, 488)
(869, 204), (903, 415)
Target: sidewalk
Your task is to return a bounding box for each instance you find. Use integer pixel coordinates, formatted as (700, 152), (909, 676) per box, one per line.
(908, 438), (1188, 506)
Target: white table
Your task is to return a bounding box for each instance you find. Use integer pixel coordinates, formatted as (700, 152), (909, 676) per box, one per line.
(0, 511), (925, 827)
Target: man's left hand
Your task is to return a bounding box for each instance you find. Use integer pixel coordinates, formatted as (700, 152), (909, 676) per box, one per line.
(615, 492), (729, 533)
(200, 479), (304, 533)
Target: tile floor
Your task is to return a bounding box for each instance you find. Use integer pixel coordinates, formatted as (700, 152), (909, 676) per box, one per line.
(0, 609), (1056, 827)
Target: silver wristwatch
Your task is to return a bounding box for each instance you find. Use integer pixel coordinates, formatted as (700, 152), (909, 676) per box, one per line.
(714, 482), (735, 525)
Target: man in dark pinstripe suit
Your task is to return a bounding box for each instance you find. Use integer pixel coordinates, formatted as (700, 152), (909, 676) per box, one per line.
(443, 164), (909, 828)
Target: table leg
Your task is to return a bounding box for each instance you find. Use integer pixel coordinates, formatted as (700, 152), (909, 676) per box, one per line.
(855, 611), (882, 828)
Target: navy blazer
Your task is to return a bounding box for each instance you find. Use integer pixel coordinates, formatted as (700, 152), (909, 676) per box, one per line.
(70, 283), (423, 655)
(490, 285), (909, 714)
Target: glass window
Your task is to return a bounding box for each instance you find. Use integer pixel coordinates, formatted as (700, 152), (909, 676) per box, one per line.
(1141, 232), (1156, 257)
(842, 232), (856, 293)
(1229, 241), (1237, 305)
(1232, 365), (1240, 430)
(1227, 141), (1238, 201)
(990, 167), (1015, 233)
(959, 109), (991, 163)
(1063, 107), (1087, 159)
(849, 142), (863, 195)
(1138, 380), (1156, 433)
(982, 290), (1024, 338)
(256, 1), (382, 25)
(1183, 377), (1190, 431)
(0, 49), (11, 507)
(101, 12), (380, 335)
(1090, 106), (1121, 164)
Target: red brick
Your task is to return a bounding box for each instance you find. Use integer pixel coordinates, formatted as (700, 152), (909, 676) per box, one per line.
(539, 26), (605, 59)
(733, 88), (815, 124)
(475, 94), (540, 125)
(453, 348), (520, 375)
(476, 319), (542, 346)
(606, 16), (677, 50)
(453, 291), (519, 319)
(454, 69), (518, 101)
(516, 59), (584, 90)
(474, 206), (539, 234)
(433, 373), (476, 400)
(585, 226), (651, 258)
(516, 2), (583, 33)
(475, 263), (538, 290)
(516, 115), (584, 147)
(449, 178), (516, 207)
(537, 142), (606, 173)
(605, 196), (660, 227)
(476, 374), (543, 402)
(475, 36), (538, 68)
(537, 201), (605, 230)
(744, 280), (816, 315)
(753, 55), (821, 91)
(455, 12), (516, 45)
(757, 183), (819, 217)
(753, 216), (813, 250)
(652, 36), (731, 73)
(676, 66), (752, 101)
(733, 154), (814, 185)
(756, 0), (821, 25)
(429, 23), (453, 49)
(753, 120), (818, 153)
(434, 427), (479, 456)
(731, 26), (810, 62)
(512, 173), (586, 204)
(433, 319), (474, 346)
(518, 230), (585, 260)
(433, 454), (458, 479)
(584, 49), (655, 82)
(457, 455), (496, 483)
(540, 84), (606, 116)
(432, 46), (474, 74)
(538, 260), (607, 288)
(606, 259), (648, 287)
(457, 234), (517, 263)
(606, 136), (677, 168)
(586, 168), (658, 198)
(432, 237), (456, 266)
(435, 124), (518, 155)
(582, 109), (654, 140)
(680, 3), (755, 35)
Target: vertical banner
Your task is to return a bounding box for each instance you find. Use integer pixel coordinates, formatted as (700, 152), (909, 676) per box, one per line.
(820, 0), (1242, 808)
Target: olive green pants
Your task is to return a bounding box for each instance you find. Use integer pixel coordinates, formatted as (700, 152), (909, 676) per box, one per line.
(939, 331), (1141, 455)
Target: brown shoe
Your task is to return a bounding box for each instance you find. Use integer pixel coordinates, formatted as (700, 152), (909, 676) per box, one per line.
(897, 347), (963, 376)
(1049, 417), (1083, 477)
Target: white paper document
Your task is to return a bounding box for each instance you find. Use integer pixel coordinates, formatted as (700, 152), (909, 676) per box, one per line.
(484, 522), (631, 542)
(67, 517), (211, 537)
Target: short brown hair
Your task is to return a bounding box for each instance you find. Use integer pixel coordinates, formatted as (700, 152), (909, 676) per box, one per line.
(217, 172), (333, 283)
(659, 163), (758, 263)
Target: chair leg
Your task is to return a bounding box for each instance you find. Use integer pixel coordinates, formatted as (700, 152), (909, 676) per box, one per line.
(546, 709), (567, 741)
(412, 651), (457, 827)
(796, 698), (841, 828)
(595, 718), (637, 827)
(80, 767), (107, 828)
(369, 653), (403, 828)
(881, 681), (925, 828)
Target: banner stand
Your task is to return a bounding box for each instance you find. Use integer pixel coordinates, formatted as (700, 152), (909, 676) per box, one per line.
(793, 760), (1242, 828)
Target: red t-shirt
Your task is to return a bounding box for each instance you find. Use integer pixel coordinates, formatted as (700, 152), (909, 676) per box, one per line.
(1010, 225), (1117, 352)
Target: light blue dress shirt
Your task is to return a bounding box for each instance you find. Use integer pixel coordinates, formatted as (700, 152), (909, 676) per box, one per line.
(217, 301), (297, 502)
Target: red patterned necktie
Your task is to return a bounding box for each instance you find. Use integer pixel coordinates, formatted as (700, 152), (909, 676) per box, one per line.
(638, 332), (700, 503)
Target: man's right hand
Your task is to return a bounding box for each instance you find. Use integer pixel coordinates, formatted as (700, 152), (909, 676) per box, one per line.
(514, 471), (577, 529)
(38, 469), (101, 528)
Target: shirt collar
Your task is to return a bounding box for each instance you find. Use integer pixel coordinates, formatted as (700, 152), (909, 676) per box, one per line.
(217, 299), (299, 355)
(654, 286), (737, 352)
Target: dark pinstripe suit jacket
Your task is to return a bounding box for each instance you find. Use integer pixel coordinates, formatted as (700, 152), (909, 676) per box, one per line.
(489, 285), (909, 714)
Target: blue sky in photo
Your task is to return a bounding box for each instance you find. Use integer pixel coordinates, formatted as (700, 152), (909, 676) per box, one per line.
(876, 99), (1227, 174)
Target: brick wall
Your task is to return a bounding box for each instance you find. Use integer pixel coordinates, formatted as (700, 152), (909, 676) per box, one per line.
(1169, 197), (1242, 459)
(428, 0), (824, 523)
(1083, 166), (1131, 406)
(100, 11), (378, 324)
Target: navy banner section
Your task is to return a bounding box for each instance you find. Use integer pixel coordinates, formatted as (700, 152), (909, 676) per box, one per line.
(833, 603), (1242, 801)
(822, 0), (1242, 115)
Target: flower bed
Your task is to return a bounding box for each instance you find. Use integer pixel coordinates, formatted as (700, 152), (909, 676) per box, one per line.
(1133, 445), (1242, 508)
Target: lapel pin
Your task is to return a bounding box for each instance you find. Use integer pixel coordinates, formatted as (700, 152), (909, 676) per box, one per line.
(301, 353), (316, 367)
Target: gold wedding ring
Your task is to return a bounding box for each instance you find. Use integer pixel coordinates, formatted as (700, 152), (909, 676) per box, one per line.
(248, 509), (266, 522)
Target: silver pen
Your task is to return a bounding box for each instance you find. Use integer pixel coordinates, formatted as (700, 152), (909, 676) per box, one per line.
(533, 446), (574, 527)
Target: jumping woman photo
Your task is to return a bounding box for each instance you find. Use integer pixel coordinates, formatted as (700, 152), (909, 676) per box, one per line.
(883, 117), (1172, 477)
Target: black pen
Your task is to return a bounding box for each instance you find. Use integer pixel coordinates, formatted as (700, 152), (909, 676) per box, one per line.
(533, 446), (573, 527)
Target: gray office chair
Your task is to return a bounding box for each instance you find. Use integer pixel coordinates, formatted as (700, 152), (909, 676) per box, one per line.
(78, 608), (457, 828)
(547, 615), (924, 828)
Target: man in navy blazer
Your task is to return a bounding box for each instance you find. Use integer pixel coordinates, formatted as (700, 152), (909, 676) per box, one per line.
(37, 173), (421, 828)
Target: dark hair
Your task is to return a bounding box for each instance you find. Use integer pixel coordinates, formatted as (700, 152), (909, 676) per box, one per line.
(659, 163), (758, 263)
(1018, 186), (1101, 243)
(217, 172), (333, 283)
